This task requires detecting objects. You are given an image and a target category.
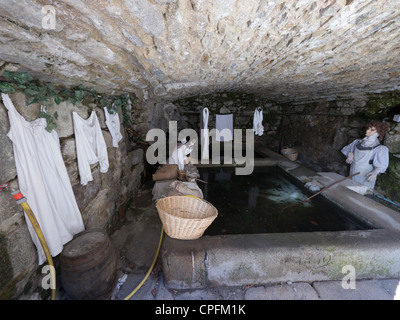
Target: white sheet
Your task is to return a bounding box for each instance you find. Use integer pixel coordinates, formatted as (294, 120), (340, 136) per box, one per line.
(215, 114), (233, 142)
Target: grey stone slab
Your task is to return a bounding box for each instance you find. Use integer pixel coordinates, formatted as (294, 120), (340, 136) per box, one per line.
(114, 273), (159, 300)
(155, 282), (175, 300)
(313, 280), (394, 300)
(244, 283), (319, 300)
(174, 289), (220, 300)
(377, 279), (400, 299)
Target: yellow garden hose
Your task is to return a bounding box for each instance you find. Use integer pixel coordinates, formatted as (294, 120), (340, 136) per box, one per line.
(3, 187), (56, 300)
(123, 226), (164, 300)
(19, 201), (56, 300)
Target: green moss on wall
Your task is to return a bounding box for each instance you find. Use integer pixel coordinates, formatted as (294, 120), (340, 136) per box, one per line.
(376, 154), (400, 204)
(361, 91), (400, 119)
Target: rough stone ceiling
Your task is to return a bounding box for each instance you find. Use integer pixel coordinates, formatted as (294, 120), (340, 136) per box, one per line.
(1, 0), (400, 104)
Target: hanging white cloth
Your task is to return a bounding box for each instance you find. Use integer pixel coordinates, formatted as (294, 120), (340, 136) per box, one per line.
(104, 107), (122, 148)
(215, 114), (233, 142)
(73, 111), (109, 186)
(201, 107), (209, 160)
(253, 108), (264, 136)
(1, 93), (85, 265)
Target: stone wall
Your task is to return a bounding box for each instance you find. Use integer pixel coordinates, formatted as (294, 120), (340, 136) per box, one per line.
(1, 1), (400, 104)
(0, 91), (148, 299)
(172, 91), (283, 148)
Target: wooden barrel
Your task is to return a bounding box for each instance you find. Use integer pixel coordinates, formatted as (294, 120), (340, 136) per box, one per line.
(60, 230), (117, 300)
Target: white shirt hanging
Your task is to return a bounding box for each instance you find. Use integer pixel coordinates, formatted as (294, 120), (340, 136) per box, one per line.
(73, 111), (109, 185)
(253, 108), (264, 136)
(1, 93), (85, 265)
(104, 107), (122, 148)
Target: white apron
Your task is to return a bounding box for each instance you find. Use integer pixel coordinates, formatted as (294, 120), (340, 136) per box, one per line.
(350, 143), (375, 190)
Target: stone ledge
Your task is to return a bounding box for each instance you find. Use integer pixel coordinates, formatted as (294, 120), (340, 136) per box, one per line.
(161, 229), (400, 289)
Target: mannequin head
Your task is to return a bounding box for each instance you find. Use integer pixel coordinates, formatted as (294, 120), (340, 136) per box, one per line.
(365, 121), (388, 141)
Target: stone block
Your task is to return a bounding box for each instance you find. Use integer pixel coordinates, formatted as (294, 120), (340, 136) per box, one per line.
(161, 236), (208, 289)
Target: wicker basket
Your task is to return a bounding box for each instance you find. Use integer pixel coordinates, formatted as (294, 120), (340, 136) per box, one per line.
(281, 147), (299, 161)
(156, 196), (218, 240)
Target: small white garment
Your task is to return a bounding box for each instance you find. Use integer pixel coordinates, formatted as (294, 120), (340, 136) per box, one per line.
(73, 111), (109, 185)
(201, 107), (209, 160)
(168, 140), (195, 170)
(2, 93), (85, 265)
(104, 107), (122, 148)
(215, 114), (233, 142)
(253, 108), (264, 136)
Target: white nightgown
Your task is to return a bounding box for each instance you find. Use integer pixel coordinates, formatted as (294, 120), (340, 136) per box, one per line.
(1, 93), (85, 265)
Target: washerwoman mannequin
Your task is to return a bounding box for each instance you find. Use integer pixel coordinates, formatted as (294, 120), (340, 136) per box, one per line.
(341, 121), (389, 191)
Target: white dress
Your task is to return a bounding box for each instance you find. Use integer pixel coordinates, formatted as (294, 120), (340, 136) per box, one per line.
(73, 111), (109, 185)
(104, 107), (122, 148)
(1, 93), (85, 265)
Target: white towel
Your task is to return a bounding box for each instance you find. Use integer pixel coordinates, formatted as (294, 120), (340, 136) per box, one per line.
(216, 114), (233, 142)
(253, 109), (264, 136)
(201, 107), (209, 159)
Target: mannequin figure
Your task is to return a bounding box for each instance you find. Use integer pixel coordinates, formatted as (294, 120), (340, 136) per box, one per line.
(168, 139), (196, 170)
(341, 121), (389, 191)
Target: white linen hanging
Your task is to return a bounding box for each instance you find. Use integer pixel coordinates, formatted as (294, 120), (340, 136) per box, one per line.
(1, 93), (85, 265)
(73, 111), (109, 185)
(104, 107), (122, 148)
(201, 107), (209, 160)
(215, 114), (233, 142)
(253, 108), (264, 136)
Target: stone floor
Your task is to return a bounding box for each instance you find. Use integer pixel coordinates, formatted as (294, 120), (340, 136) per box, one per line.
(104, 182), (400, 301)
